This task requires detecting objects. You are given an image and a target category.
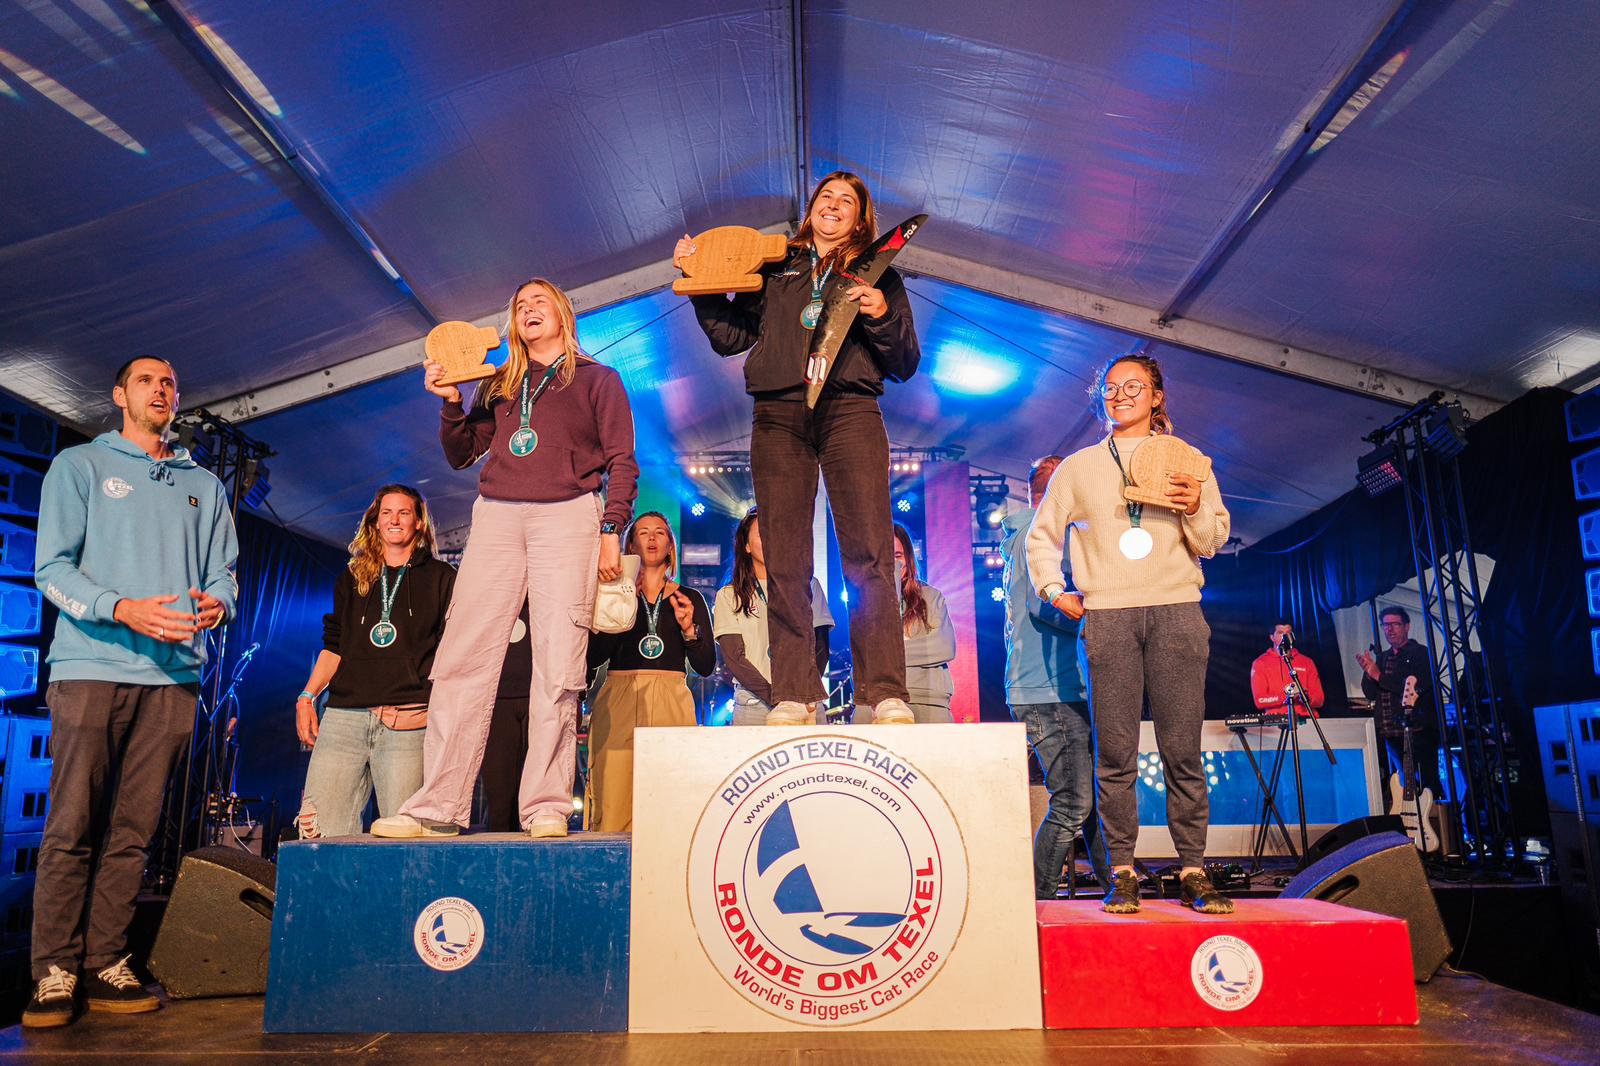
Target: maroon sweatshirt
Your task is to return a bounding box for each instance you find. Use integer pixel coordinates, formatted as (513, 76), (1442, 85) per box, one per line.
(440, 358), (638, 529)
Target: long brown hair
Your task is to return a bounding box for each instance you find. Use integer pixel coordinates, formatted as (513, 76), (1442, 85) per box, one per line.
(476, 277), (587, 408)
(626, 511), (677, 578)
(348, 484), (435, 596)
(1091, 353), (1174, 435)
(729, 507), (762, 616)
(789, 171), (878, 278)
(892, 523), (931, 635)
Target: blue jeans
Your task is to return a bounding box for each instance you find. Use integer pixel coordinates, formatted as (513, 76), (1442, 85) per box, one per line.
(1013, 700), (1111, 898)
(297, 707), (426, 837)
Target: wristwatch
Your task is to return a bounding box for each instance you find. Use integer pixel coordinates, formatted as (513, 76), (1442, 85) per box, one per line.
(600, 520), (620, 536)
(1039, 582), (1066, 602)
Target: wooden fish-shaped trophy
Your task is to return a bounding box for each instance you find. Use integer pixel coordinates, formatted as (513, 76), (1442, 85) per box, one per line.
(426, 322), (502, 386)
(672, 226), (789, 296)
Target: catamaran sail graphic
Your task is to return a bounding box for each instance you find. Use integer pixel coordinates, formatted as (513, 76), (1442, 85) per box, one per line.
(755, 800), (905, 956)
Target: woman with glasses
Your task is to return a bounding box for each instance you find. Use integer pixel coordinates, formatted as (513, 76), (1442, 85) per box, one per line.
(585, 512), (714, 830)
(1025, 354), (1233, 914)
(891, 523), (956, 723)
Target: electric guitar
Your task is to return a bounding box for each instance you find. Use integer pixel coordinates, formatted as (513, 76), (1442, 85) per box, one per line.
(1386, 675), (1439, 853)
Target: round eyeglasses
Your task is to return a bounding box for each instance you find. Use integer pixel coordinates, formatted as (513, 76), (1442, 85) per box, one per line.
(1100, 379), (1148, 400)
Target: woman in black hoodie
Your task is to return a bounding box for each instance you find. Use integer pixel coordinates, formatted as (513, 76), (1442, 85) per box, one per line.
(293, 485), (456, 837)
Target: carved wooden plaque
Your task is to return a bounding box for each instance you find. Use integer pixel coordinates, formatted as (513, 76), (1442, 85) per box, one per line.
(426, 322), (501, 386)
(1123, 434), (1213, 509)
(672, 226), (789, 296)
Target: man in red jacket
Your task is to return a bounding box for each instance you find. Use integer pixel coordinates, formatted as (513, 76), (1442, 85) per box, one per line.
(1250, 621), (1324, 717)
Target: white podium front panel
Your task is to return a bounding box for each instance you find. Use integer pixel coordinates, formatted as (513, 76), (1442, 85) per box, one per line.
(629, 724), (1041, 1032)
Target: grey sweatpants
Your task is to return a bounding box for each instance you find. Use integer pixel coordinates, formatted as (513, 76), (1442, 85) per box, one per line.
(1082, 602), (1212, 869)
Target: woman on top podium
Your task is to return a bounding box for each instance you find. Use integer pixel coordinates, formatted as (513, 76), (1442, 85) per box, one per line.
(1025, 354), (1233, 914)
(677, 172), (920, 727)
(374, 277), (637, 840)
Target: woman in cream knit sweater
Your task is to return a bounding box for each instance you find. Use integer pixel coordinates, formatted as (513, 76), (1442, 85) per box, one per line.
(1025, 354), (1234, 914)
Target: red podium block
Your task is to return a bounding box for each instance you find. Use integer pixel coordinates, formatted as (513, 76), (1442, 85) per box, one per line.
(1037, 898), (1418, 1028)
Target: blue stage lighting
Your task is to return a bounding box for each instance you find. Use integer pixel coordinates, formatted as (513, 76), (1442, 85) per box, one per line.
(690, 501), (706, 518)
(929, 341), (1019, 397)
(896, 498), (911, 514)
(989, 586), (1005, 603)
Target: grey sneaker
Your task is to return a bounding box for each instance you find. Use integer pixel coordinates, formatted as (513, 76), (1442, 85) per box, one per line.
(22, 965), (77, 1028)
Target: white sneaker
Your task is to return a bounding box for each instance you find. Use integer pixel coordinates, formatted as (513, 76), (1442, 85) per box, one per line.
(765, 701), (811, 726)
(370, 813), (459, 838)
(871, 698), (915, 725)
(526, 814), (569, 839)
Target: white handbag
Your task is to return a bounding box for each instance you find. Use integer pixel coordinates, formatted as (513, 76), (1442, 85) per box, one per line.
(591, 554), (641, 633)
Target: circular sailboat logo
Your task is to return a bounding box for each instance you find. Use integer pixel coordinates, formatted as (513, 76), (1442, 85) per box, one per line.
(687, 736), (969, 1026)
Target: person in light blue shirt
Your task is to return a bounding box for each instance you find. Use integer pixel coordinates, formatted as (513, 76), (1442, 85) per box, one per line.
(1002, 454), (1109, 899)
(25, 356), (237, 1029)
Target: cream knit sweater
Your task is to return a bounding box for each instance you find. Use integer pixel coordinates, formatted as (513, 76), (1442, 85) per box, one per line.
(1025, 435), (1230, 610)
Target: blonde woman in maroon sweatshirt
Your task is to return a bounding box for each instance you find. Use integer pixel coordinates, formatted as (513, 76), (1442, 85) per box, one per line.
(374, 277), (637, 840)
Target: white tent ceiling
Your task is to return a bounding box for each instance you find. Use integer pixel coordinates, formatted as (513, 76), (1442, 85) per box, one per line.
(3, 0), (1597, 546)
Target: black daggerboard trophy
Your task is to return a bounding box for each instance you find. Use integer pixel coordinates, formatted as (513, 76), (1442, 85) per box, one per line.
(802, 214), (928, 409)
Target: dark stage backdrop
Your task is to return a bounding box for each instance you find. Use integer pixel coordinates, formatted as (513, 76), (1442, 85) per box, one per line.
(228, 511), (347, 836)
(1199, 387), (1596, 831)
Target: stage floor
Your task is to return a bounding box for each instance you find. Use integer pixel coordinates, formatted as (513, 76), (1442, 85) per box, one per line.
(0, 973), (1593, 1064)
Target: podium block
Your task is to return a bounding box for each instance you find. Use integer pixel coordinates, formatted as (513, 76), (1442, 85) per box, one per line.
(1037, 898), (1418, 1028)
(629, 724), (1042, 1032)
(264, 834), (630, 1033)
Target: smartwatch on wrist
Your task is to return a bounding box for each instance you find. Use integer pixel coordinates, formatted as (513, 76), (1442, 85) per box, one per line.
(600, 520), (620, 536)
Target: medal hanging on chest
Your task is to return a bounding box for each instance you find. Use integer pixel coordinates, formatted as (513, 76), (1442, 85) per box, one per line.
(1108, 438), (1153, 561)
(638, 589), (666, 660)
(800, 246), (833, 330)
(370, 563), (409, 647)
(508, 360), (562, 458)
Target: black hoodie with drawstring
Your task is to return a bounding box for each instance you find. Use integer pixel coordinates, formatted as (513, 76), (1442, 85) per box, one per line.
(322, 552), (457, 708)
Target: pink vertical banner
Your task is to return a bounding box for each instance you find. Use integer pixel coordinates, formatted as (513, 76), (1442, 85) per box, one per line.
(923, 460), (979, 722)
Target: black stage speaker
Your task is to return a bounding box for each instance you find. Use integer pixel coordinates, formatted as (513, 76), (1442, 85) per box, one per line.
(148, 846), (276, 998)
(1303, 814), (1405, 866)
(1281, 830), (1450, 981)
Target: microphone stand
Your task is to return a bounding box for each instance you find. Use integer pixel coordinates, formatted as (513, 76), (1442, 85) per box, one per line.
(1276, 640), (1337, 864)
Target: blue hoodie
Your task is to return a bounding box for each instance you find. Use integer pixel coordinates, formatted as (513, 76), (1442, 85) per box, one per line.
(36, 431), (238, 686)
(1001, 507), (1087, 705)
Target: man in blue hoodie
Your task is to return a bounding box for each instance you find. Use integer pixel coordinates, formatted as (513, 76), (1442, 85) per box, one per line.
(24, 356), (238, 1028)
(1002, 454), (1109, 899)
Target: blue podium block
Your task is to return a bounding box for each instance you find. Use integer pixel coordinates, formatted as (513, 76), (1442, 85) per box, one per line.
(264, 833), (631, 1033)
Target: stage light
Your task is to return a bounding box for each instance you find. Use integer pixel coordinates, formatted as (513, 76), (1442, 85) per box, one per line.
(989, 586), (1005, 603)
(690, 501), (706, 518)
(930, 341), (1020, 396)
(910, 461), (921, 472)
(1356, 442), (1402, 497)
(240, 458), (271, 509)
(983, 550), (1004, 569)
(896, 498), (911, 514)
(1423, 403), (1469, 459)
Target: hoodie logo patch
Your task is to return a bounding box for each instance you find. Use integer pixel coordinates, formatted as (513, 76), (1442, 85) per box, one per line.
(102, 477), (133, 499)
(188, 495), (199, 507)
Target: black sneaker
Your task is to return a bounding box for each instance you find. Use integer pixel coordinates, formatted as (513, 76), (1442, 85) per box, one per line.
(1102, 870), (1142, 913)
(1180, 871), (1235, 914)
(82, 955), (160, 1013)
(21, 965), (77, 1028)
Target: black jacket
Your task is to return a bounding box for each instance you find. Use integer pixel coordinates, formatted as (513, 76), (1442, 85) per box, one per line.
(690, 247), (920, 396)
(323, 553), (457, 708)
(1362, 639), (1434, 736)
